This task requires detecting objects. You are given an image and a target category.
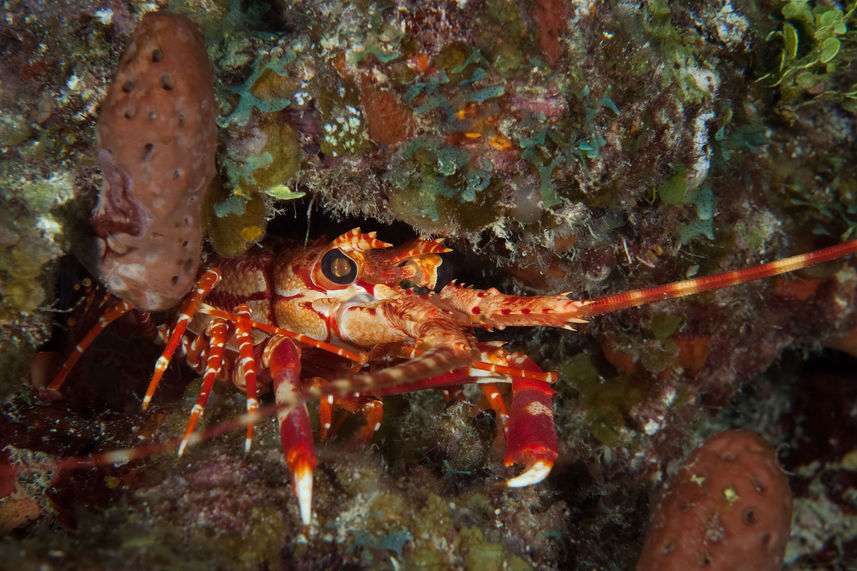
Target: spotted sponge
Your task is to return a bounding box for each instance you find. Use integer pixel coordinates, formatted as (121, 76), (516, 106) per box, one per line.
(92, 11), (216, 311)
(637, 430), (793, 571)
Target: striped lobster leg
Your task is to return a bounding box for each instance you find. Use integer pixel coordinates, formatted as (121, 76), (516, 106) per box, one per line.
(503, 369), (558, 488)
(142, 268), (223, 409)
(46, 296), (134, 393)
(233, 304), (260, 453)
(177, 317), (229, 456)
(317, 392), (384, 443)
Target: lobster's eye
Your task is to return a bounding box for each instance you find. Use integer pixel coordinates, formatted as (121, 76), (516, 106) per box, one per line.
(320, 249), (358, 285)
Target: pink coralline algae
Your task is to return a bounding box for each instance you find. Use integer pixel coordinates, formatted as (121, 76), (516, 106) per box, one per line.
(636, 430), (793, 571)
(91, 11), (216, 311)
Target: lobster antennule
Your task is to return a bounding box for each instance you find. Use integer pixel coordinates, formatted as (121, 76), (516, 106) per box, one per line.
(576, 238), (857, 318)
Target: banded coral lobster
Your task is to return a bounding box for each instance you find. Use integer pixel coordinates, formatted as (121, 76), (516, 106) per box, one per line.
(37, 227), (857, 528)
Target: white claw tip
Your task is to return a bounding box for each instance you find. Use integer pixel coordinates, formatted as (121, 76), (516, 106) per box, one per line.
(295, 467), (313, 526)
(505, 459), (552, 488)
(177, 440), (187, 457)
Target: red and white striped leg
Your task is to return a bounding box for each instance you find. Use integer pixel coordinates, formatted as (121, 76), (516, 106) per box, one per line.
(233, 304), (259, 453)
(321, 394), (384, 443)
(46, 296), (134, 393)
(469, 348), (556, 485)
(372, 342), (557, 486)
(264, 336), (316, 526)
(142, 268), (222, 409)
(319, 394), (333, 441)
(178, 317), (229, 456)
(479, 382), (510, 432)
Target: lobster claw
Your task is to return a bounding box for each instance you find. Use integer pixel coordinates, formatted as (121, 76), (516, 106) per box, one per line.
(265, 336), (317, 526)
(503, 377), (558, 487)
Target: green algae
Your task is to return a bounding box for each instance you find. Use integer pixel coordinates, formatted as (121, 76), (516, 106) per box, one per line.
(658, 165), (689, 205)
(649, 313), (684, 340)
(638, 338), (680, 375)
(765, 1), (857, 110)
(218, 52), (298, 129)
(205, 180), (270, 258)
(559, 353), (644, 446)
(458, 526), (531, 571)
(225, 117), (303, 200)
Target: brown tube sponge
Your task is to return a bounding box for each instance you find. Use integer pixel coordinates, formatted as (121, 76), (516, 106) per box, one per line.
(637, 430), (793, 571)
(92, 12), (216, 311)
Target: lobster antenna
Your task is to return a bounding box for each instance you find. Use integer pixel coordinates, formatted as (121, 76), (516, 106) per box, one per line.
(576, 239), (857, 319)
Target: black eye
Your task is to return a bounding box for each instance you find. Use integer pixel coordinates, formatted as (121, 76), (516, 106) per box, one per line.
(320, 249), (358, 284)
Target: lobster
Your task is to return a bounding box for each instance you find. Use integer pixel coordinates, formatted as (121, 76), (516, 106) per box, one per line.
(42, 228), (857, 526)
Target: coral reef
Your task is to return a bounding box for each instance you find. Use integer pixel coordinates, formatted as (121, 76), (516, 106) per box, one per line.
(93, 11), (216, 311)
(1, 0), (857, 569)
(636, 430), (793, 570)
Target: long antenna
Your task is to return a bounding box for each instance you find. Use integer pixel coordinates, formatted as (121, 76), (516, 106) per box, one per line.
(576, 239), (857, 318)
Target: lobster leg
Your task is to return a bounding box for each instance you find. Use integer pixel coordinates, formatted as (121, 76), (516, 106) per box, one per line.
(320, 393), (384, 443)
(46, 296), (134, 392)
(485, 349), (558, 487)
(359, 340), (559, 487)
(479, 383), (510, 432)
(142, 268), (222, 409)
(178, 318), (229, 456)
(233, 304), (259, 453)
(264, 336), (317, 526)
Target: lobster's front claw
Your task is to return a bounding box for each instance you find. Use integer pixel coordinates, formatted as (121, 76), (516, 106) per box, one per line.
(505, 458), (554, 488)
(267, 336), (318, 526)
(280, 407), (316, 526)
(502, 377), (558, 488)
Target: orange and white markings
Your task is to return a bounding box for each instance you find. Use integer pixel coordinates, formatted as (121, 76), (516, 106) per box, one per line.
(199, 304), (368, 364)
(525, 401), (553, 418)
(292, 455), (314, 526)
(481, 383), (510, 432)
(578, 239), (857, 318)
(402, 344), (556, 383)
(45, 228), (857, 527)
